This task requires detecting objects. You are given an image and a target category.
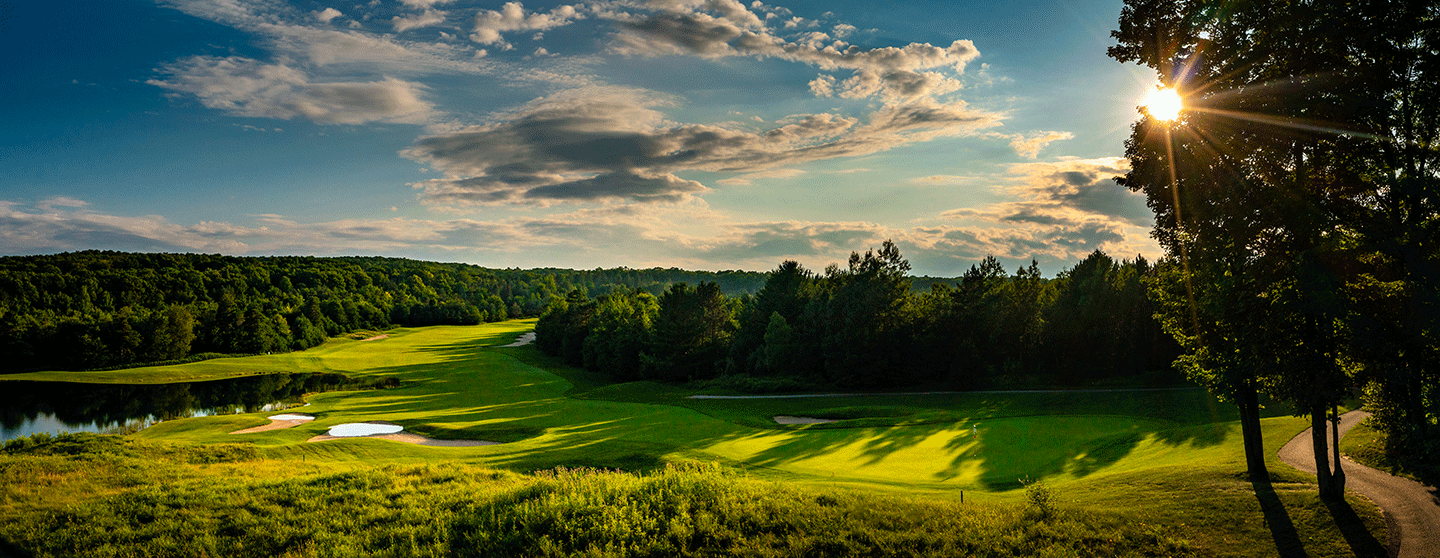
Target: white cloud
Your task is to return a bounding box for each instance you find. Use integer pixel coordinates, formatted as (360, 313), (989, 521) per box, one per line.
(607, 2), (979, 103)
(471, 2), (583, 48)
(392, 9), (447, 32)
(716, 168), (806, 186)
(808, 74), (835, 97)
(150, 56), (436, 124)
(1008, 131), (1074, 158)
(313, 7), (342, 23)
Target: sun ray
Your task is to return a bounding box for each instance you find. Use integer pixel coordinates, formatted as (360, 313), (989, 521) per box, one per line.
(1144, 88), (1183, 121)
(1186, 107), (1379, 140)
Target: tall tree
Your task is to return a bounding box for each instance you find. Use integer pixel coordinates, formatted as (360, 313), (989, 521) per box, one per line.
(1113, 0), (1440, 493)
(728, 260), (817, 376)
(820, 240), (915, 387)
(1111, 0), (1352, 485)
(645, 282), (736, 381)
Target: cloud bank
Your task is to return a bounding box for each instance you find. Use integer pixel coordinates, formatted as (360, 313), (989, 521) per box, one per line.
(404, 86), (999, 206)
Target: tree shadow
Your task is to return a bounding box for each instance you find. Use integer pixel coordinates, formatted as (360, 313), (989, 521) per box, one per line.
(109, 330), (1253, 490)
(1251, 477), (1307, 558)
(1323, 496), (1388, 558)
(0, 535), (35, 558)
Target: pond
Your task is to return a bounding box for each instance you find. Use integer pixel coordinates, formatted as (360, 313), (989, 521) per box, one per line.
(0, 373), (398, 444)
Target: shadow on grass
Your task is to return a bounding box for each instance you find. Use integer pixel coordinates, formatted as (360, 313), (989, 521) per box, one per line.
(0, 535), (34, 558)
(1323, 496), (1388, 558)
(376, 335), (1244, 484)
(158, 330), (1255, 488)
(1251, 477), (1306, 558)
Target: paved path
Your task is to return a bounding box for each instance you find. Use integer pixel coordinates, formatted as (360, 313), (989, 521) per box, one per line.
(689, 387), (1202, 399)
(1277, 411), (1440, 558)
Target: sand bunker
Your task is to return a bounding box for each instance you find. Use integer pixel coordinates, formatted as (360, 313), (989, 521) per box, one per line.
(361, 334), (389, 341)
(230, 413), (316, 434)
(327, 422), (403, 437)
(499, 332), (536, 347)
(306, 422), (498, 447)
(773, 415), (838, 425)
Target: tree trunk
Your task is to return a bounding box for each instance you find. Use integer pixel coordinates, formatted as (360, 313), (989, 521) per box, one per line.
(1331, 404), (1346, 495)
(1311, 401), (1335, 498)
(1239, 383), (1269, 480)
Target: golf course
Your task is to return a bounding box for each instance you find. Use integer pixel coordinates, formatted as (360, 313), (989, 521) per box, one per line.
(0, 321), (1390, 556)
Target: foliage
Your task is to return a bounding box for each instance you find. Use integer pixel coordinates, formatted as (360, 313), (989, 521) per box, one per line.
(1023, 478), (1058, 520)
(0, 323), (1390, 558)
(0, 439), (1200, 558)
(0, 252), (767, 373)
(538, 243), (1182, 390)
(1108, 0), (1440, 487)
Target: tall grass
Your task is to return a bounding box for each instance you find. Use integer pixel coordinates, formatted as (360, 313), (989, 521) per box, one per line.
(1, 434), (1195, 558)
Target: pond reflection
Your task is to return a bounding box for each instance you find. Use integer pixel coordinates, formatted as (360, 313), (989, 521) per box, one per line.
(1, 373), (398, 443)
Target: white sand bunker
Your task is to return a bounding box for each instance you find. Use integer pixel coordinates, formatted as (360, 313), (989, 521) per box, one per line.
(773, 415), (838, 425)
(307, 422), (499, 447)
(361, 334), (389, 341)
(328, 423), (404, 437)
(499, 332), (536, 347)
(230, 413), (316, 434)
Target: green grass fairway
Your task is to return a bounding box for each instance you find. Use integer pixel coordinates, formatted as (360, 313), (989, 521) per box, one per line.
(2, 321), (1388, 557)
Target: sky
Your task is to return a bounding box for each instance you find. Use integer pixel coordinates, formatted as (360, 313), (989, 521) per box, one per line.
(1, 0), (1164, 277)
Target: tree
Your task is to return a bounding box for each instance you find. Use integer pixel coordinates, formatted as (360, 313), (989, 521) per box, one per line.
(1112, 0), (1440, 494)
(820, 240), (915, 387)
(147, 304), (195, 361)
(728, 260), (817, 376)
(1110, 0), (1357, 486)
(1335, 0), (1440, 483)
(645, 282), (736, 381)
(582, 290), (659, 380)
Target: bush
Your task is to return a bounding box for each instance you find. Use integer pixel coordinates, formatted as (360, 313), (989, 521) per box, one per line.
(1024, 478), (1058, 520)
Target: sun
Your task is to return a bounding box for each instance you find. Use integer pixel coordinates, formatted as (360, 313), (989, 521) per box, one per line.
(1143, 87), (1183, 121)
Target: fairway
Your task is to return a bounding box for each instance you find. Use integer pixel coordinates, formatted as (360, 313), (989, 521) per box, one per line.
(3, 321), (1388, 556)
(105, 323), (1218, 494)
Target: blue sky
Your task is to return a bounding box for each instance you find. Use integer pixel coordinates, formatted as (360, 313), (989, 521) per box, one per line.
(1, 0), (1162, 276)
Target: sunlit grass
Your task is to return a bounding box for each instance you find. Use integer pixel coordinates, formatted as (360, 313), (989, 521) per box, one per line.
(0, 321), (1390, 556)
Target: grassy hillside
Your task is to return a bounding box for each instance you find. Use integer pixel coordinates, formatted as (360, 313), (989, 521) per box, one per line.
(0, 321), (1387, 557)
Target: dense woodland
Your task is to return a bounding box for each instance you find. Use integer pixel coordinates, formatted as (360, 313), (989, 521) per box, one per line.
(536, 242), (1178, 389)
(0, 251), (767, 372)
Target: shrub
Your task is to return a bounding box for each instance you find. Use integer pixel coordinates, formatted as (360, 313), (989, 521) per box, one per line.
(1024, 478), (1058, 520)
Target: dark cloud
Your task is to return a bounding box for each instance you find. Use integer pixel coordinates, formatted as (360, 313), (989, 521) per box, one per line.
(524, 172), (708, 202)
(404, 87), (999, 206)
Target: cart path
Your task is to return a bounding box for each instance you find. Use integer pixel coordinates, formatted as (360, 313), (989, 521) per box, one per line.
(1277, 410), (1440, 558)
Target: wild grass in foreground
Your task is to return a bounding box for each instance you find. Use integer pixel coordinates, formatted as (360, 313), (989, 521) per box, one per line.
(1, 433), (1197, 558)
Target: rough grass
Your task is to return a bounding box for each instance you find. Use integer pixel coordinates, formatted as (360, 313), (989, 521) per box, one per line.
(1, 436), (1197, 558)
(0, 321), (1392, 557)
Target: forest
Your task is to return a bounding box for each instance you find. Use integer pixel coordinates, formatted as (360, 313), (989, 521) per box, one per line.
(0, 251), (767, 372)
(535, 242), (1177, 390)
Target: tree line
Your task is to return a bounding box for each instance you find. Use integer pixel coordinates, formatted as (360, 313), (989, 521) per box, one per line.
(1111, 0), (1440, 494)
(0, 251), (767, 372)
(536, 242), (1179, 389)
